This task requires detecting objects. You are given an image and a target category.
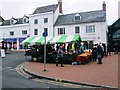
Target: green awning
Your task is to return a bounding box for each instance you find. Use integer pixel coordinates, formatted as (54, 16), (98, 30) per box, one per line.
(21, 34), (81, 45)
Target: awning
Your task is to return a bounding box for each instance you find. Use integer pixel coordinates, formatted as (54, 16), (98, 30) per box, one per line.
(21, 35), (81, 45)
(0, 40), (3, 42)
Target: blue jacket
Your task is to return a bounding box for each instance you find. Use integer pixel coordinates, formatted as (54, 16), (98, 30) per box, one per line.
(97, 45), (103, 55)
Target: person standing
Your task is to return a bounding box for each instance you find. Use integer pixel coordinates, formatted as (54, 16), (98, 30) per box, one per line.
(56, 46), (64, 67)
(97, 43), (104, 64)
(107, 43), (111, 56)
(114, 43), (118, 55)
(92, 45), (97, 61)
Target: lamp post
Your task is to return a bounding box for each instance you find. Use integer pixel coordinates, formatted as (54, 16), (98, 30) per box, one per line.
(43, 31), (48, 71)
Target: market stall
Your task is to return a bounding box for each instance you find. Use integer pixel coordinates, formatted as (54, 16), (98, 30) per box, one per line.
(22, 35), (81, 45)
(76, 50), (92, 64)
(22, 34), (81, 63)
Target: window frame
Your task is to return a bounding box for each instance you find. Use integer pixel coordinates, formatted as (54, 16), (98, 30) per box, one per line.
(86, 25), (95, 34)
(58, 28), (65, 35)
(34, 29), (38, 35)
(22, 30), (27, 35)
(75, 16), (80, 21)
(10, 31), (14, 36)
(44, 18), (48, 23)
(75, 26), (80, 34)
(24, 18), (26, 23)
(44, 28), (48, 33)
(34, 19), (38, 24)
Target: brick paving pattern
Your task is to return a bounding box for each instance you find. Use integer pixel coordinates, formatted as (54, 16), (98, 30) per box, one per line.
(23, 54), (118, 88)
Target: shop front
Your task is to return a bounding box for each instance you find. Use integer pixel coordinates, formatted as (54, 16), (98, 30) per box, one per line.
(4, 37), (26, 50)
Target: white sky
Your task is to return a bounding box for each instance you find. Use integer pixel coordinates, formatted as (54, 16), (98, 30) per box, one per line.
(0, 0), (119, 25)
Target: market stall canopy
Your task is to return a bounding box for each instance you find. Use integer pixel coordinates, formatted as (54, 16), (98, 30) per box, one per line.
(0, 39), (3, 42)
(21, 34), (81, 45)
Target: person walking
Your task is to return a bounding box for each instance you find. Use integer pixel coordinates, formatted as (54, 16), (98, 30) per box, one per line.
(56, 46), (64, 67)
(97, 43), (104, 64)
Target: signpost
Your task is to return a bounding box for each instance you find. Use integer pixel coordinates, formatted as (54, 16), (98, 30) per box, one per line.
(43, 31), (48, 71)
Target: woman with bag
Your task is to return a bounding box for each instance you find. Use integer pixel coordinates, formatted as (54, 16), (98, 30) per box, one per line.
(56, 46), (64, 67)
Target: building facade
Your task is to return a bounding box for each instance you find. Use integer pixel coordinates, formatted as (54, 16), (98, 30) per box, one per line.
(108, 18), (120, 52)
(0, 16), (29, 50)
(0, 0), (108, 50)
(54, 10), (107, 44)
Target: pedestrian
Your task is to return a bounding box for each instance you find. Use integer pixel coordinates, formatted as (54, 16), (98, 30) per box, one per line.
(56, 46), (64, 67)
(107, 43), (111, 56)
(102, 44), (107, 56)
(114, 43), (118, 55)
(92, 45), (97, 61)
(97, 43), (104, 64)
(79, 44), (85, 54)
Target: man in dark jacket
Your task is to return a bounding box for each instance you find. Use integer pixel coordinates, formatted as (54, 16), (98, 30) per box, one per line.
(107, 43), (111, 56)
(92, 45), (97, 61)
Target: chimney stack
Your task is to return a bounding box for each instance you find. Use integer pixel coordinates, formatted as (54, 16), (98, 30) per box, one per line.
(102, 1), (106, 11)
(58, 0), (62, 14)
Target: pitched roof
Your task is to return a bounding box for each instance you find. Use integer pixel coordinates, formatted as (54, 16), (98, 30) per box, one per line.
(33, 4), (58, 14)
(1, 20), (10, 25)
(111, 18), (120, 28)
(1, 16), (29, 26)
(54, 10), (106, 26)
(0, 16), (4, 22)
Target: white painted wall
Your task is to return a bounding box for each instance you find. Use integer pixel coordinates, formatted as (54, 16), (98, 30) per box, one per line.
(54, 22), (108, 44)
(29, 11), (55, 37)
(54, 7), (60, 24)
(0, 24), (29, 39)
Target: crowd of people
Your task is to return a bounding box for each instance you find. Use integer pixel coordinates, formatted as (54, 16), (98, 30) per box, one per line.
(55, 42), (118, 66)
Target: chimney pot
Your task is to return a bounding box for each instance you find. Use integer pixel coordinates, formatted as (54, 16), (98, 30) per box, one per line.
(58, 0), (62, 13)
(102, 1), (106, 11)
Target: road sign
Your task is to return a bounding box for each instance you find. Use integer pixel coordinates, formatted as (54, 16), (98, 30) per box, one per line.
(43, 32), (48, 37)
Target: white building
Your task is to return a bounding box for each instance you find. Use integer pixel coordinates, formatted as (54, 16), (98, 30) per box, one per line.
(0, 16), (29, 50)
(54, 10), (107, 44)
(0, 0), (108, 50)
(29, 4), (60, 37)
(118, 1), (120, 18)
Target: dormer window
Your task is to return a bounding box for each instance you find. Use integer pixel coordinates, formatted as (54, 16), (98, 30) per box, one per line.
(75, 13), (81, 21)
(24, 18), (26, 23)
(11, 20), (14, 25)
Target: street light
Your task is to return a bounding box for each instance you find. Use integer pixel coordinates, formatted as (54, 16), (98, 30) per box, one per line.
(43, 31), (48, 71)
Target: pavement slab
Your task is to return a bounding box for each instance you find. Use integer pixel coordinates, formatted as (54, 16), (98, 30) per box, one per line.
(23, 54), (119, 88)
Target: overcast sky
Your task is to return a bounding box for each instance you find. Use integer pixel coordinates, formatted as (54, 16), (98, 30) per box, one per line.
(0, 0), (119, 25)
